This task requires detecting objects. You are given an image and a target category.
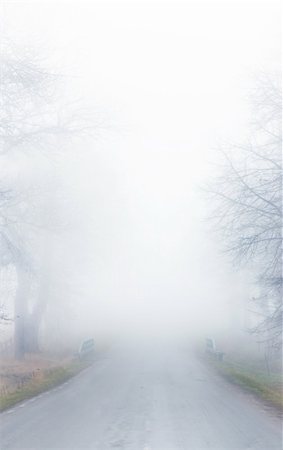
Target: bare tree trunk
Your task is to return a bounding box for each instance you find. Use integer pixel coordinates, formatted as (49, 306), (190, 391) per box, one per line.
(24, 315), (40, 353)
(24, 297), (47, 353)
(14, 264), (30, 360)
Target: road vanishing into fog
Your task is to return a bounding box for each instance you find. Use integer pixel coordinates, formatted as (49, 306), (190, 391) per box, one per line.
(0, 341), (282, 450)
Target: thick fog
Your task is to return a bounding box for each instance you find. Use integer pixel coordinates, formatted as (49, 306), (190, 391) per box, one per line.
(1, 0), (281, 349)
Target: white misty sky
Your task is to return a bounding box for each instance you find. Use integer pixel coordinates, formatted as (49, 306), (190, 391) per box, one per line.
(2, 0), (281, 338)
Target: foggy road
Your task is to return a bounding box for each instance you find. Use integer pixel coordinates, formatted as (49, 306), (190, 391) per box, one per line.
(0, 343), (281, 450)
(1, 1), (281, 449)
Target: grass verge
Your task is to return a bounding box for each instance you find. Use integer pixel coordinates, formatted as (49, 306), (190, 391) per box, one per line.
(0, 359), (91, 412)
(206, 355), (282, 413)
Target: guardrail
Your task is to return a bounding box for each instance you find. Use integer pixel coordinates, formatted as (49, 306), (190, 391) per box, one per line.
(205, 337), (225, 361)
(77, 338), (95, 360)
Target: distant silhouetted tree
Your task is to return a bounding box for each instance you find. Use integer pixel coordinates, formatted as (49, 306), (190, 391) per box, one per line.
(207, 74), (282, 350)
(0, 43), (93, 358)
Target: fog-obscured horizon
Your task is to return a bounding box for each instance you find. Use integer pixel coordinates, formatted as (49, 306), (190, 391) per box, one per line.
(1, 0), (281, 349)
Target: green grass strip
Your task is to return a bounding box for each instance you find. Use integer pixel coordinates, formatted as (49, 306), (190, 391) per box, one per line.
(0, 360), (90, 412)
(208, 357), (283, 412)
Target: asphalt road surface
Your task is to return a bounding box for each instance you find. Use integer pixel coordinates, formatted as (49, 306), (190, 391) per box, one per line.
(0, 341), (282, 450)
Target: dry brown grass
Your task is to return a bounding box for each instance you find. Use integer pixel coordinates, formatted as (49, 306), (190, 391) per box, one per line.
(0, 352), (73, 398)
(0, 353), (93, 411)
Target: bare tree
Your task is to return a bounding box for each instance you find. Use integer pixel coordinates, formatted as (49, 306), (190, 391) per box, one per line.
(0, 43), (93, 358)
(206, 74), (282, 350)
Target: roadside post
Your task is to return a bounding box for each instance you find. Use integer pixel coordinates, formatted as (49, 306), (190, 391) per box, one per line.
(77, 339), (95, 360)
